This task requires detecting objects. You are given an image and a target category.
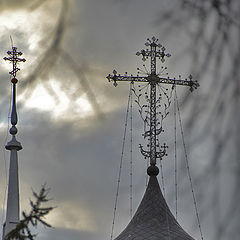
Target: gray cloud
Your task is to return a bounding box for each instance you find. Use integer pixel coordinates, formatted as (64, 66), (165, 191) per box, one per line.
(1, 0), (234, 240)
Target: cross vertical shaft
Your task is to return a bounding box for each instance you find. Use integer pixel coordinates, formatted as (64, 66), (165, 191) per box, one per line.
(149, 41), (157, 166)
(149, 82), (157, 165)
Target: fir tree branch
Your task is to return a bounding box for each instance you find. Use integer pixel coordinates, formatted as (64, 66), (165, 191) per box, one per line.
(4, 185), (54, 240)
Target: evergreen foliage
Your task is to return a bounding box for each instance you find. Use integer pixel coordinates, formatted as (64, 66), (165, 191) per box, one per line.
(4, 185), (54, 240)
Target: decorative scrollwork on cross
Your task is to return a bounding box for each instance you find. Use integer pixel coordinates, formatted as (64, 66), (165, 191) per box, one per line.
(107, 37), (199, 168)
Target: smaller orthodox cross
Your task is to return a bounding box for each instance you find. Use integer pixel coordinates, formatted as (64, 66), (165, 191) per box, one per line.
(2, 46), (25, 239)
(4, 47), (26, 78)
(107, 37), (199, 175)
(4, 47), (26, 139)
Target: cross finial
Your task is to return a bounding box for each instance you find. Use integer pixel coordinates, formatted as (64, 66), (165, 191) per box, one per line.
(136, 36), (171, 76)
(3, 46), (26, 81)
(136, 36), (171, 64)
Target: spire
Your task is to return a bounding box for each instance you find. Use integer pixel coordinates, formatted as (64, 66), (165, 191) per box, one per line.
(2, 46), (25, 239)
(107, 37), (199, 240)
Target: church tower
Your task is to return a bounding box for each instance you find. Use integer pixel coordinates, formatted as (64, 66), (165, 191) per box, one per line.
(107, 37), (201, 239)
(2, 46), (25, 239)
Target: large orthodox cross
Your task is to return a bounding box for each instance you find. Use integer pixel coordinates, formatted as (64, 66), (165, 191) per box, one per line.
(107, 37), (199, 170)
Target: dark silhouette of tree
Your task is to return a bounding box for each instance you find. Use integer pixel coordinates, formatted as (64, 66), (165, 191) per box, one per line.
(155, 1), (240, 239)
(4, 185), (53, 240)
(22, 0), (103, 118)
(0, 0), (103, 119)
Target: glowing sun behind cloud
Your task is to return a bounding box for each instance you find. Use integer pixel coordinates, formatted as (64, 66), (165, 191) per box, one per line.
(21, 80), (94, 120)
(0, 6), (96, 121)
(0, 8), (47, 51)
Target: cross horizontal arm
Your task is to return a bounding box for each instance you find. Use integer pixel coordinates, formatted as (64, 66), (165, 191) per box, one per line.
(107, 71), (199, 91)
(107, 73), (148, 86)
(158, 77), (199, 91)
(3, 57), (26, 62)
(136, 49), (171, 60)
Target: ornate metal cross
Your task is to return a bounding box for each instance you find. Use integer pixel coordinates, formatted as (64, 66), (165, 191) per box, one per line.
(107, 37), (199, 167)
(4, 47), (26, 79)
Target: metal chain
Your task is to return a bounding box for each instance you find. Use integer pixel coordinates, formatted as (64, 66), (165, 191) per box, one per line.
(110, 84), (132, 240)
(129, 82), (133, 219)
(157, 141), (170, 240)
(158, 139), (166, 197)
(174, 86), (178, 219)
(145, 158), (149, 188)
(175, 91), (204, 240)
(157, 84), (173, 240)
(1, 79), (12, 226)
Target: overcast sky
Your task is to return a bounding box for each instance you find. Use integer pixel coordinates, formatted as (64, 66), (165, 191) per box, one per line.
(0, 1), (237, 240)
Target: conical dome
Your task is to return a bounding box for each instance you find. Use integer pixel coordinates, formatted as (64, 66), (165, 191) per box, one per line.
(115, 175), (194, 240)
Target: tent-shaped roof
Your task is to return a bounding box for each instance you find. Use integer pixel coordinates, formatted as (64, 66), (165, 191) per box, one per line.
(115, 175), (194, 240)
